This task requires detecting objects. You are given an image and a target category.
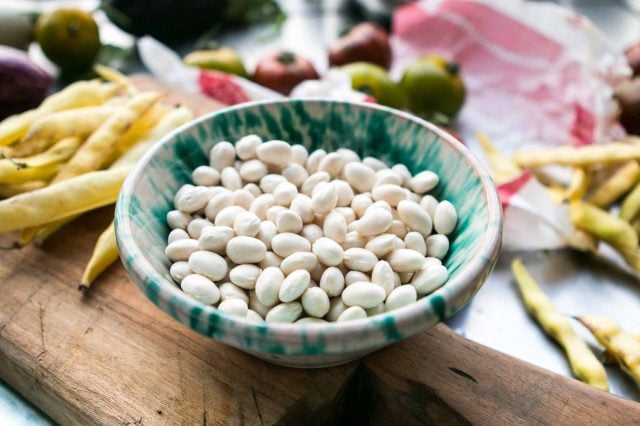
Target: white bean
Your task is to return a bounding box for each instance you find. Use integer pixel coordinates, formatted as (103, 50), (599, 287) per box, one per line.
(231, 211), (260, 237)
(312, 237), (344, 266)
(188, 250), (228, 281)
(181, 274), (220, 304)
(229, 264), (262, 289)
(271, 232), (311, 257)
(306, 149), (326, 173)
(259, 251), (283, 269)
(397, 200), (432, 236)
(412, 264), (448, 296)
(176, 186), (211, 213)
(265, 302), (302, 323)
(256, 140), (292, 166)
(326, 297), (347, 321)
(318, 152), (345, 178)
(309, 262), (327, 283)
(337, 306), (367, 322)
(282, 163), (308, 187)
(341, 282), (386, 308)
(342, 231), (367, 250)
(187, 218), (214, 239)
(301, 171), (330, 196)
(319, 267), (345, 297)
(343, 248), (378, 272)
(366, 304), (385, 316)
(250, 193), (275, 220)
(219, 282), (249, 303)
(249, 290), (271, 317)
(323, 211), (347, 243)
(291, 194), (314, 224)
(291, 144), (309, 165)
(301, 287), (330, 318)
(420, 195), (439, 220)
(220, 167), (242, 191)
(365, 234), (397, 257)
(215, 205), (245, 227)
(244, 183), (262, 197)
(167, 210), (191, 230)
(405, 231), (427, 256)
(192, 166), (220, 186)
(204, 191), (233, 221)
(357, 208), (393, 237)
(279, 270), (311, 302)
(426, 234), (449, 259)
(256, 220), (276, 250)
(332, 179), (355, 207)
(387, 220), (408, 239)
(266, 205), (287, 223)
(232, 189), (255, 210)
(311, 182), (338, 214)
(344, 162), (376, 193)
(410, 171), (439, 194)
(372, 184), (407, 207)
(345, 271), (370, 285)
(246, 309), (264, 322)
(255, 267), (285, 306)
(365, 200), (392, 215)
(296, 317), (327, 324)
(337, 148), (360, 163)
(170, 261), (191, 284)
(210, 141), (235, 171)
(391, 164), (412, 187)
(387, 249), (425, 273)
(399, 272), (414, 284)
(168, 228), (189, 244)
(165, 238), (199, 261)
(260, 174), (287, 193)
(334, 207), (356, 224)
(351, 193), (373, 218)
(374, 169), (403, 187)
(385, 285), (417, 312)
(226, 236), (267, 264)
(363, 156), (387, 171)
(280, 252), (318, 275)
(235, 134), (262, 160)
(371, 260), (394, 296)
(218, 298), (249, 317)
(239, 159), (268, 182)
(276, 210), (303, 233)
(198, 225), (233, 253)
(273, 181), (298, 206)
(434, 201), (457, 235)
(301, 223), (324, 243)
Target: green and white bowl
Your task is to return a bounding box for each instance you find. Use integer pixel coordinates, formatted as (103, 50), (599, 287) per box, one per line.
(115, 99), (502, 367)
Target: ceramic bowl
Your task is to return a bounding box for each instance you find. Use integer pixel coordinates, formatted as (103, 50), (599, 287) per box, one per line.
(115, 99), (502, 368)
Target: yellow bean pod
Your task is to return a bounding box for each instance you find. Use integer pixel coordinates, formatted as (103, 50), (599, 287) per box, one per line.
(588, 161), (640, 208)
(0, 81), (122, 146)
(52, 91), (161, 182)
(11, 105), (118, 157)
(0, 166), (131, 234)
(513, 143), (640, 168)
(569, 200), (638, 250)
(620, 180), (640, 222)
(80, 221), (119, 291)
(0, 181), (46, 198)
(476, 131), (522, 183)
(565, 168), (589, 202)
(512, 258), (609, 391)
(578, 316), (640, 385)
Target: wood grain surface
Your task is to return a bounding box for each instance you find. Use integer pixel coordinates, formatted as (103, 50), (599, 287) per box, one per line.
(0, 76), (638, 425)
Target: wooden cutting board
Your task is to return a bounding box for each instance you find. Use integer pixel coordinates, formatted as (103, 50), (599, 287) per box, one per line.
(0, 76), (638, 425)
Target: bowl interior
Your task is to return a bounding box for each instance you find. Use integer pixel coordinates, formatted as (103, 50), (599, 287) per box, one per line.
(116, 99), (501, 353)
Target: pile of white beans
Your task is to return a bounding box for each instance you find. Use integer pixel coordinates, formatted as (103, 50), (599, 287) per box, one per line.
(165, 135), (458, 324)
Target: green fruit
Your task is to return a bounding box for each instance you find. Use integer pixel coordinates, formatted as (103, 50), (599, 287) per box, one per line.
(35, 8), (100, 71)
(184, 48), (248, 78)
(341, 62), (405, 109)
(400, 55), (466, 119)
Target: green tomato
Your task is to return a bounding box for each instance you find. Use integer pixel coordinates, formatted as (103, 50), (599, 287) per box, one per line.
(341, 62), (405, 109)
